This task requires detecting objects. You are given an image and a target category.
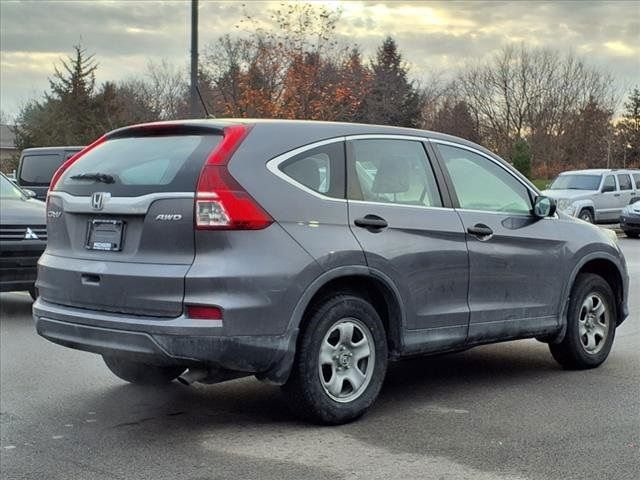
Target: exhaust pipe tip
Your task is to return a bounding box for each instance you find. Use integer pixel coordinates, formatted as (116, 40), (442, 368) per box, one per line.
(177, 368), (208, 386)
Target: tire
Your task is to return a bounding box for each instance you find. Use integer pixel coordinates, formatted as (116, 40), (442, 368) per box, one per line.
(624, 231), (639, 239)
(28, 286), (37, 301)
(103, 356), (185, 385)
(283, 294), (388, 425)
(549, 273), (616, 369)
(578, 209), (594, 223)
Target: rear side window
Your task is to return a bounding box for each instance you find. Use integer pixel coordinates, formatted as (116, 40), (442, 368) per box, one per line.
(58, 135), (221, 197)
(279, 142), (345, 198)
(19, 154), (63, 185)
(618, 174), (632, 190)
(347, 139), (442, 207)
(634, 173), (640, 189)
(602, 175), (616, 192)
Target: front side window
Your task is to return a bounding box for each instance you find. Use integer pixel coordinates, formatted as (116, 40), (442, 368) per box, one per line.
(0, 174), (24, 200)
(633, 173), (640, 189)
(602, 175), (616, 192)
(618, 174), (632, 190)
(347, 139), (442, 207)
(279, 142), (344, 198)
(437, 144), (531, 214)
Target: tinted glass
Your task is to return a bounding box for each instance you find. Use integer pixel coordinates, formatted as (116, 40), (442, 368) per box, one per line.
(58, 135), (221, 197)
(438, 144), (531, 214)
(549, 174), (601, 190)
(634, 173), (640, 189)
(19, 154), (63, 185)
(602, 175), (616, 191)
(347, 139), (442, 207)
(279, 142), (344, 198)
(0, 174), (24, 199)
(618, 174), (632, 190)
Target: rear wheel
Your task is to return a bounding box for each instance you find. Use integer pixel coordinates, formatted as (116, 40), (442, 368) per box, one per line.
(549, 274), (616, 369)
(283, 294), (388, 425)
(103, 356), (185, 385)
(578, 209), (594, 223)
(624, 231), (639, 239)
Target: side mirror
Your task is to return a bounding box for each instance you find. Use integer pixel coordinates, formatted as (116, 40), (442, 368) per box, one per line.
(533, 196), (556, 218)
(601, 185), (615, 193)
(23, 189), (37, 198)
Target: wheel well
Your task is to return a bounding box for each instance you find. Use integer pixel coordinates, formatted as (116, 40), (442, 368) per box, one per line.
(300, 275), (403, 355)
(577, 259), (624, 324)
(578, 206), (594, 216)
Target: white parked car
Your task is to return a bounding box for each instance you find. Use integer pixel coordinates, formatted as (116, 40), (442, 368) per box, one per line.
(543, 169), (640, 223)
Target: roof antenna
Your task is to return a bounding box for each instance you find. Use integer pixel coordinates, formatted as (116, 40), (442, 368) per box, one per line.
(195, 84), (213, 118)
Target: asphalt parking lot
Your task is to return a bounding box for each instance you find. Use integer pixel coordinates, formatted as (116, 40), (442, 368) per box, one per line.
(1, 238), (638, 480)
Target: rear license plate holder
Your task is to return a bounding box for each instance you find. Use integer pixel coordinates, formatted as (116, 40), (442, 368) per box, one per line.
(86, 219), (124, 251)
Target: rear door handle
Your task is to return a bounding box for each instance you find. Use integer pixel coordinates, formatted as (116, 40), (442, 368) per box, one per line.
(467, 224), (494, 238)
(354, 215), (388, 231)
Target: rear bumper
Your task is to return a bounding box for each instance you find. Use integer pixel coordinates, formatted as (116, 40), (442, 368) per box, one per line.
(33, 298), (297, 383)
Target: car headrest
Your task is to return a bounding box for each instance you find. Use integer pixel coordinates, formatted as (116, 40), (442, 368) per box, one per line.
(371, 157), (410, 194)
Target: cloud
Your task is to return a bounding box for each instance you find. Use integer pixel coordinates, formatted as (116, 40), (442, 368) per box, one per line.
(0, 0), (638, 118)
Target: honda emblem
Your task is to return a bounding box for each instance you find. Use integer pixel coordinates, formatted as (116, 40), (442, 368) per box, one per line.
(91, 192), (109, 210)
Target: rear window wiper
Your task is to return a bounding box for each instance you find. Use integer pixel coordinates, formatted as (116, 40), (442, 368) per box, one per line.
(69, 172), (115, 184)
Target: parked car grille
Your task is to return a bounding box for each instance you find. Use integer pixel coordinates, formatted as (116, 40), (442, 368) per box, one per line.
(0, 225), (47, 241)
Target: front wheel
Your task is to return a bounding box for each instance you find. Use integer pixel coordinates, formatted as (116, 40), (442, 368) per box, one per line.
(624, 231), (639, 239)
(549, 274), (616, 369)
(103, 356), (185, 385)
(283, 294), (388, 425)
(578, 209), (594, 223)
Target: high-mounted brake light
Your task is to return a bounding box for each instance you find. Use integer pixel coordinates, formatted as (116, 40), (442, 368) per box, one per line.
(49, 135), (107, 192)
(195, 125), (273, 230)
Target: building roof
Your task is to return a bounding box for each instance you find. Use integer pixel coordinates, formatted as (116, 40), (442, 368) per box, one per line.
(0, 124), (17, 150)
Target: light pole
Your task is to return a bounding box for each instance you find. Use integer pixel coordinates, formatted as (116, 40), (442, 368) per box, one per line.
(190, 0), (199, 118)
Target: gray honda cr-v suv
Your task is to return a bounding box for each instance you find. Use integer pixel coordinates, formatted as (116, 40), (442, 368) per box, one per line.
(33, 119), (629, 424)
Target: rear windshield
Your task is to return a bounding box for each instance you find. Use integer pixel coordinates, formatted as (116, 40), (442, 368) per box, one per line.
(548, 174), (601, 191)
(57, 135), (221, 197)
(19, 154), (63, 185)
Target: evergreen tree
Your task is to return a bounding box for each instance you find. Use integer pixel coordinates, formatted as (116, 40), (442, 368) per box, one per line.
(362, 37), (422, 127)
(511, 138), (532, 179)
(15, 45), (108, 149)
(615, 87), (640, 167)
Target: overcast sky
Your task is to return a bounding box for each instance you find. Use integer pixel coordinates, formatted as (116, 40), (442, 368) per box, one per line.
(1, 0), (638, 119)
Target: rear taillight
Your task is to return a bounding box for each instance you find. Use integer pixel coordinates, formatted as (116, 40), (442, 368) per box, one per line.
(48, 135), (107, 192)
(195, 125), (272, 230)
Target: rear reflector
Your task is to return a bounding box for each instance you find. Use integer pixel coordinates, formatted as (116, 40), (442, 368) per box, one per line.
(187, 305), (223, 320)
(195, 125), (273, 230)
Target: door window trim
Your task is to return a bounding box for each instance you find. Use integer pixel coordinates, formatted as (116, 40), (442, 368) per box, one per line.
(265, 134), (453, 209)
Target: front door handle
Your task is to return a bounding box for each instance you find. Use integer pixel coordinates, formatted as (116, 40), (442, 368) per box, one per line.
(467, 224), (494, 238)
(354, 215), (388, 231)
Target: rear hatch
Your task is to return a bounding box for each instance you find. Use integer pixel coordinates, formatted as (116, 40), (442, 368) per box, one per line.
(39, 126), (222, 317)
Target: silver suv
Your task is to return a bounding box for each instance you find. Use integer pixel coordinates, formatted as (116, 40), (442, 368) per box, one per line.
(33, 120), (629, 424)
(543, 169), (640, 223)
